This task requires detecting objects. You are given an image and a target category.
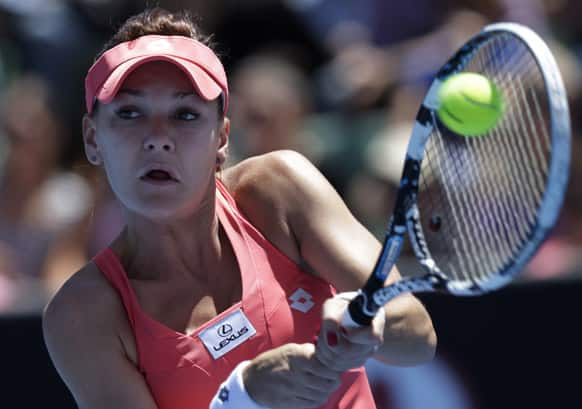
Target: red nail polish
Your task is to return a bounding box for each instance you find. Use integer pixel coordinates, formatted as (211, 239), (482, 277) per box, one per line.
(327, 331), (338, 347)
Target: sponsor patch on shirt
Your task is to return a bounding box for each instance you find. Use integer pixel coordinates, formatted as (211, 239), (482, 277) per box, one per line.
(199, 308), (257, 359)
(289, 288), (315, 313)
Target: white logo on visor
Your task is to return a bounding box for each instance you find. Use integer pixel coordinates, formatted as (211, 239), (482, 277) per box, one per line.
(146, 39), (172, 52)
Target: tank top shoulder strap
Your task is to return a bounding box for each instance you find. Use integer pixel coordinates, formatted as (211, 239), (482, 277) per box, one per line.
(92, 248), (141, 335)
(215, 178), (238, 208)
(215, 179), (308, 289)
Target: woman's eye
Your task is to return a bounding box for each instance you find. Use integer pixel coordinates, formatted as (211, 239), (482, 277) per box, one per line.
(175, 109), (199, 121)
(115, 108), (141, 119)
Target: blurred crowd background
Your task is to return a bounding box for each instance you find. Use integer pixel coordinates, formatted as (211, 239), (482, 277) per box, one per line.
(2, 0), (581, 314)
(1, 1), (581, 407)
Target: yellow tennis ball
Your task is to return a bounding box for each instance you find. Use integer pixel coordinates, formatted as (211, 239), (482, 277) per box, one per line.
(436, 72), (504, 136)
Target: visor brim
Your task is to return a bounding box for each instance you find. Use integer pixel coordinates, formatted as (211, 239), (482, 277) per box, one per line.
(93, 55), (223, 110)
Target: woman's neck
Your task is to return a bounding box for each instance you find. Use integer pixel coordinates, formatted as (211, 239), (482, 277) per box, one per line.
(113, 194), (224, 283)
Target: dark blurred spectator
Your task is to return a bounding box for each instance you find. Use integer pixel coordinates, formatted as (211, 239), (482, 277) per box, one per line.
(543, 0), (582, 47)
(0, 8), (19, 91)
(229, 53), (325, 164)
(0, 76), (92, 312)
(40, 161), (124, 297)
(212, 0), (328, 75)
(0, 0), (146, 166)
(314, 8), (489, 110)
(344, 85), (424, 237)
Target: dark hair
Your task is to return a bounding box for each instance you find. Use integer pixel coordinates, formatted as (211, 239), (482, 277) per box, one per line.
(93, 8), (224, 117)
(97, 8), (213, 56)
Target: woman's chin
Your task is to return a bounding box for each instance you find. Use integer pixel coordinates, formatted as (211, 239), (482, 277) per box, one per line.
(123, 201), (188, 224)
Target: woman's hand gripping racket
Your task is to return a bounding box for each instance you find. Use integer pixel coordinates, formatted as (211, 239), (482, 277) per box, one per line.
(345, 22), (571, 327)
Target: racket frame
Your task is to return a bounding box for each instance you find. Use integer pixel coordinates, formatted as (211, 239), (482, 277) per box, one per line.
(347, 22), (571, 326)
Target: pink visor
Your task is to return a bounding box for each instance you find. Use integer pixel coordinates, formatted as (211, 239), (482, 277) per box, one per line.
(85, 35), (228, 114)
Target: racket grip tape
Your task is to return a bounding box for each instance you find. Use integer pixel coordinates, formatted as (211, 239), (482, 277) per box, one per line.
(346, 292), (378, 327)
(346, 269), (387, 326)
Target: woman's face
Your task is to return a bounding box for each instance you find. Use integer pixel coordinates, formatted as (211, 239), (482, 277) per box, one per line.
(84, 61), (228, 221)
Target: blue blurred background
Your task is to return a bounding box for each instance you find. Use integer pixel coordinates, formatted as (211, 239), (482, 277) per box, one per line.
(0, 0), (580, 408)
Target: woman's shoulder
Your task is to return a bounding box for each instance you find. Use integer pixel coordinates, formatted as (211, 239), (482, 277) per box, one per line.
(223, 149), (320, 205)
(43, 261), (127, 339)
(222, 150), (320, 263)
(42, 261), (142, 394)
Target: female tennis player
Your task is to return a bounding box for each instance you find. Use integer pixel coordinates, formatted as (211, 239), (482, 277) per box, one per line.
(42, 8), (436, 409)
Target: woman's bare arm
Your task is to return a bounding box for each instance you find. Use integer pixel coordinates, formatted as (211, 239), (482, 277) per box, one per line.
(230, 150), (436, 366)
(43, 267), (159, 409)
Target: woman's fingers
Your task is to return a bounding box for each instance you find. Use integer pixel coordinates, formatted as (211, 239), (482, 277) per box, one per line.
(244, 343), (343, 409)
(316, 293), (386, 372)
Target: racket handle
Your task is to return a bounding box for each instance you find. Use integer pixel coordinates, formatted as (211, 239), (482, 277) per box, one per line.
(345, 292), (377, 327)
(345, 228), (404, 326)
(345, 264), (388, 326)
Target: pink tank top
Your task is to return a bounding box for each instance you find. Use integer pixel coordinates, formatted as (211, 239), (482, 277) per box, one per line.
(93, 180), (376, 409)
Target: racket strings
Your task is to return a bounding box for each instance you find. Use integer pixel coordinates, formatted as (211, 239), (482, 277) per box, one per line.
(474, 127), (528, 261)
(423, 127), (509, 282)
(461, 137), (511, 275)
(419, 33), (552, 284)
(443, 134), (500, 281)
(493, 37), (551, 225)
(477, 36), (550, 274)
(490, 72), (540, 228)
(485, 36), (548, 202)
(498, 55), (549, 205)
(499, 80), (544, 225)
(430, 121), (511, 282)
(425, 134), (476, 282)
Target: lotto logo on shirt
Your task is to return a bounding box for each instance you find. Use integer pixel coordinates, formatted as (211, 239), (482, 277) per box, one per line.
(289, 288), (315, 313)
(199, 309), (257, 359)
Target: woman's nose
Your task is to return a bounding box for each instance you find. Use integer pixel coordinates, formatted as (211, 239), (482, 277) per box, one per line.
(143, 120), (175, 152)
(143, 136), (175, 152)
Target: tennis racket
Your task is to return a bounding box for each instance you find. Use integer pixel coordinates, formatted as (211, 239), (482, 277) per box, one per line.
(346, 22), (571, 327)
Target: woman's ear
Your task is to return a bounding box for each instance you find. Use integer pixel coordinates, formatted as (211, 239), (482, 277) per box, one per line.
(216, 117), (230, 167)
(82, 114), (101, 165)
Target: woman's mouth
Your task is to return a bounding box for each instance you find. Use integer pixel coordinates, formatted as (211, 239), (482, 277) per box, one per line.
(139, 169), (179, 184)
